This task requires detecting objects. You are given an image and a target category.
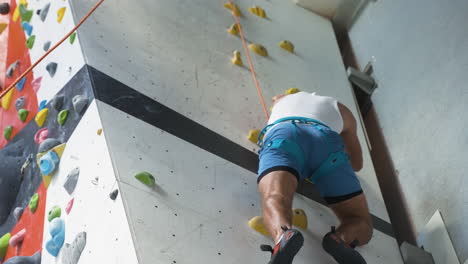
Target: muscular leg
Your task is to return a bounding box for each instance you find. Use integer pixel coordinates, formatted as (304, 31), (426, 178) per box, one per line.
(329, 194), (373, 246)
(258, 171), (298, 244)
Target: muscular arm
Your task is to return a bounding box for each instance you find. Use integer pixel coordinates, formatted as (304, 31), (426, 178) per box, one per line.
(338, 103), (363, 172)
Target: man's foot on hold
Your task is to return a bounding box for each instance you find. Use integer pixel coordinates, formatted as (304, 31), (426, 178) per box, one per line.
(260, 226), (304, 264)
(322, 227), (367, 264)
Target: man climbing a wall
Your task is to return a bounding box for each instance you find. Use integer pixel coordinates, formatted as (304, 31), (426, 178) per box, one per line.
(257, 91), (372, 264)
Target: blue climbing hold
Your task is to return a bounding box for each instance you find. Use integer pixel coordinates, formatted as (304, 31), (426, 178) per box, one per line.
(21, 21), (33, 36)
(39, 100), (47, 111)
(39, 151), (59, 175)
(16, 77), (26, 91)
(46, 218), (65, 257)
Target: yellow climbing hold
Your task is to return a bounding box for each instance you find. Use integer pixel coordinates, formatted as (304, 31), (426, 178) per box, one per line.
(248, 216), (270, 236)
(227, 23), (239, 36)
(36, 143), (67, 188)
(231, 50), (243, 66)
(0, 23), (7, 35)
(279, 40), (295, 53)
(247, 129), (260, 144)
(285, 88), (300, 95)
(97, 128), (103, 135)
(224, 2), (241, 17)
(57, 7), (66, 23)
(1, 88), (14, 110)
(35, 108), (49, 127)
(248, 6), (266, 18)
(292, 208), (308, 229)
(248, 43), (268, 57)
(12, 0), (27, 22)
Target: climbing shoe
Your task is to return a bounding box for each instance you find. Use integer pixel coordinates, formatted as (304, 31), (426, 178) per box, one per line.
(260, 227), (304, 264)
(322, 226), (367, 264)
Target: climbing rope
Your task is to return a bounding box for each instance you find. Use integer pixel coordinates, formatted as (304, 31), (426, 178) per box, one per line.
(227, 0), (270, 120)
(1, 0), (106, 99)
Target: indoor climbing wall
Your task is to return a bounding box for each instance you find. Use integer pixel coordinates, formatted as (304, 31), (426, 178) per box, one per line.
(0, 0), (138, 263)
(71, 0), (404, 263)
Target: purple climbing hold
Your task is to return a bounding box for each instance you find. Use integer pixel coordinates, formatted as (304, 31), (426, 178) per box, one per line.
(72, 95), (88, 114)
(15, 97), (26, 110)
(109, 189), (119, 200)
(46, 62), (57, 77)
(4, 251), (41, 264)
(21, 21), (33, 36)
(0, 3), (10, 15)
(16, 77), (26, 91)
(43, 41), (51, 51)
(46, 218), (65, 257)
(6, 60), (20, 79)
(39, 2), (50, 22)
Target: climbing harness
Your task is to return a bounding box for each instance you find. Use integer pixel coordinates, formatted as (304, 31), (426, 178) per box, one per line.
(258, 117), (349, 184)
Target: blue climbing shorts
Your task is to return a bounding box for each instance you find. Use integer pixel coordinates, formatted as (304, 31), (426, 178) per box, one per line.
(257, 121), (363, 204)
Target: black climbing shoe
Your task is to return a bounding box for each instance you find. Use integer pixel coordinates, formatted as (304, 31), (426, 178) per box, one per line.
(322, 227), (367, 264)
(260, 227), (304, 264)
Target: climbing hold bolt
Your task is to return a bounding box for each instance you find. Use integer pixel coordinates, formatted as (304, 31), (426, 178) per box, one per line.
(227, 23), (239, 35)
(39, 2), (50, 22)
(231, 50), (243, 66)
(46, 62), (58, 77)
(70, 32), (77, 44)
(248, 43), (268, 57)
(16, 77), (26, 91)
(0, 233), (11, 261)
(248, 6), (266, 18)
(57, 109), (69, 125)
(72, 95), (88, 114)
(135, 171), (156, 187)
(29, 193), (39, 213)
(39, 150), (60, 175)
(57, 7), (66, 23)
(18, 109), (29, 122)
(0, 3), (10, 15)
(279, 40), (295, 53)
(4, 126), (13, 140)
(35, 108), (49, 127)
(21, 21), (33, 36)
(285, 88), (300, 95)
(224, 2), (241, 17)
(64, 167), (80, 195)
(2, 88), (15, 110)
(247, 129), (261, 144)
(9, 229), (26, 247)
(43, 41), (51, 51)
(109, 189), (119, 200)
(48, 206), (61, 222)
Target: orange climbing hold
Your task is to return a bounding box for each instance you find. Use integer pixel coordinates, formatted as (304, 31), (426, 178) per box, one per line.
(57, 7), (66, 23)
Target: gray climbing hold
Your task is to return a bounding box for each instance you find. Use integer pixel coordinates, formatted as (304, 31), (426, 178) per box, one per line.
(61, 232), (86, 264)
(39, 3), (50, 22)
(109, 189), (118, 200)
(6, 61), (20, 79)
(43, 41), (51, 51)
(46, 62), (57, 78)
(4, 251), (41, 264)
(13, 207), (24, 222)
(0, 3), (10, 15)
(64, 167), (79, 195)
(72, 95), (88, 114)
(51, 95), (64, 111)
(15, 97), (26, 111)
(38, 138), (61, 153)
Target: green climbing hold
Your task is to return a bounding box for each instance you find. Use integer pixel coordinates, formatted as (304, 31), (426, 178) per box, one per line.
(18, 109), (29, 122)
(70, 32), (77, 44)
(135, 171), (156, 187)
(29, 193), (39, 213)
(0, 233), (11, 261)
(19, 4), (33, 23)
(26, 35), (35, 49)
(4, 126), (12, 140)
(57, 110), (69, 125)
(48, 206), (61, 222)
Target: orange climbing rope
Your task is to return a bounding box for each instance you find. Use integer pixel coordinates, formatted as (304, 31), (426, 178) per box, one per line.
(1, 0), (106, 99)
(227, 0), (270, 120)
